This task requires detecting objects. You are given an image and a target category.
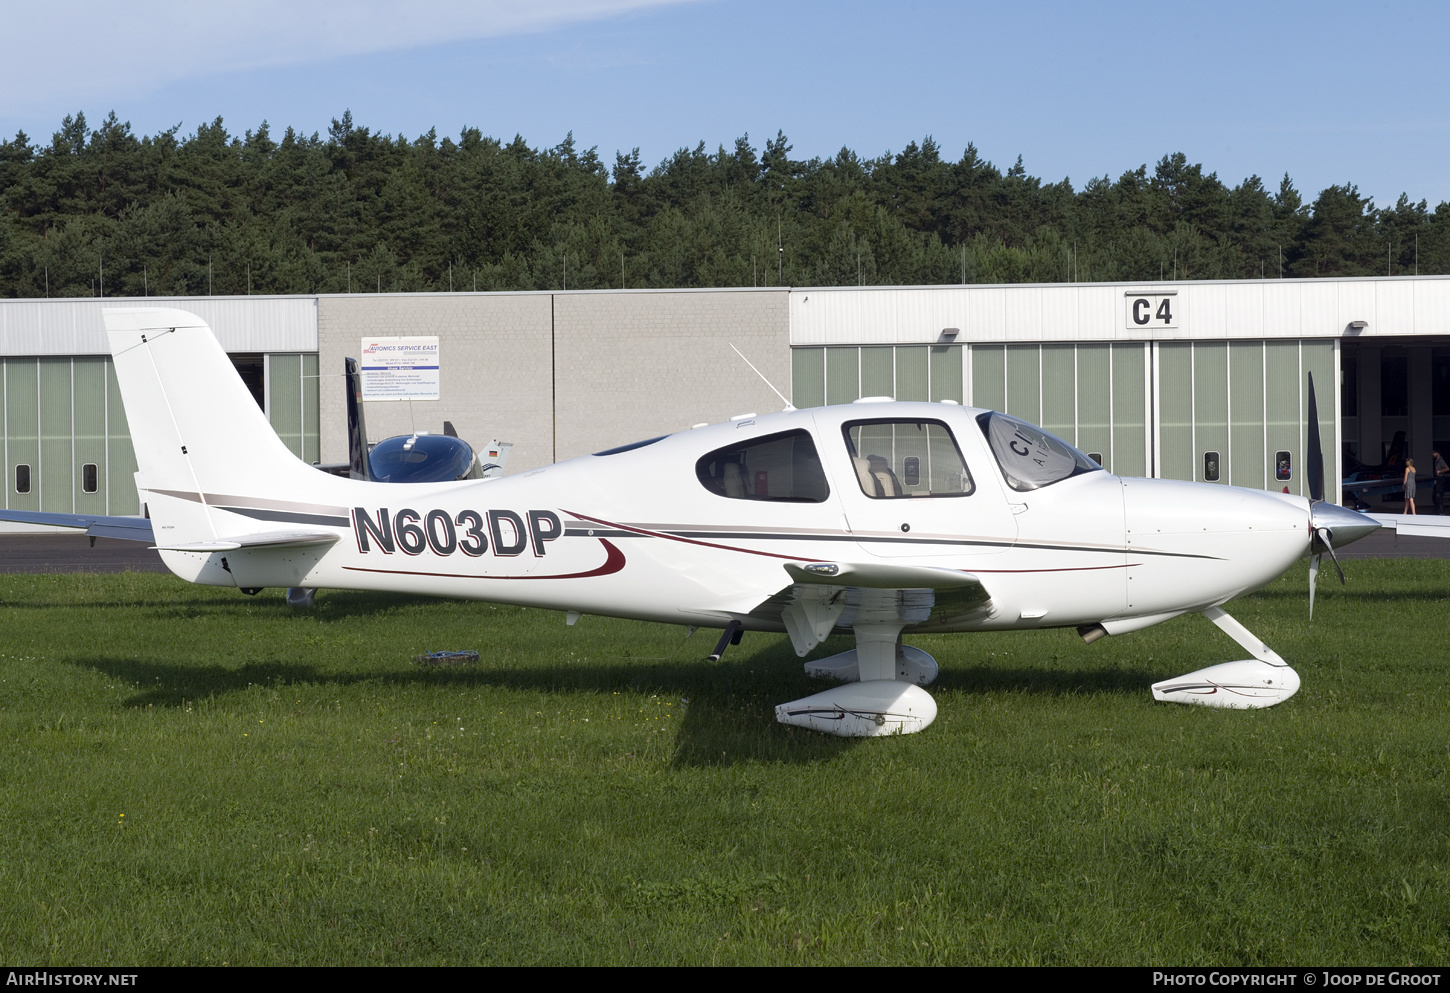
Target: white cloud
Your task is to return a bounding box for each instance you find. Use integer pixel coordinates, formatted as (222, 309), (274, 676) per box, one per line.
(1, 0), (698, 115)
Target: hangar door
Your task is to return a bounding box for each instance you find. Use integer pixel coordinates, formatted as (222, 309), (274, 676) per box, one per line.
(1, 354), (319, 519)
(968, 343), (1149, 478)
(791, 342), (1150, 478)
(1154, 340), (1335, 498)
(1338, 341), (1450, 509)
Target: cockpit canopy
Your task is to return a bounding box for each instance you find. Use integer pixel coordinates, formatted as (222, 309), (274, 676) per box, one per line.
(368, 433), (476, 483)
(689, 409), (1101, 504)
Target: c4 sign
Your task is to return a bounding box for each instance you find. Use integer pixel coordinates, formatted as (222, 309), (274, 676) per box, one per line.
(1125, 291), (1179, 330)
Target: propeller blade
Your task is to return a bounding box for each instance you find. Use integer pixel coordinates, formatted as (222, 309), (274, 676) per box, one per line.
(1307, 371), (1326, 503)
(1305, 503), (1380, 618)
(1309, 527), (1345, 621)
(1317, 527), (1347, 585)
(1309, 553), (1320, 619)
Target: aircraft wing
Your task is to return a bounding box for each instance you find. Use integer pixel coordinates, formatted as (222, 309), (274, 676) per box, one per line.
(1368, 514), (1450, 538)
(1343, 478), (1402, 494)
(739, 560), (994, 656)
(0, 509), (156, 542)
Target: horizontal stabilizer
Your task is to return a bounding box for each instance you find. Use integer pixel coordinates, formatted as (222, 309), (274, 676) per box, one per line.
(88, 520), (158, 541)
(0, 510), (155, 542)
(156, 530), (341, 552)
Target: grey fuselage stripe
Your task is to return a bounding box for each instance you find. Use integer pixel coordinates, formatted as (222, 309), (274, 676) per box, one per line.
(217, 507), (353, 528)
(567, 525), (1221, 561)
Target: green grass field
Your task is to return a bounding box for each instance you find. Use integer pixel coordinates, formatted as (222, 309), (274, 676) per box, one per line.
(0, 561), (1446, 966)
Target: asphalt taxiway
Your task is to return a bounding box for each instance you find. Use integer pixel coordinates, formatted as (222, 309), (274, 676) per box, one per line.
(0, 535), (168, 573)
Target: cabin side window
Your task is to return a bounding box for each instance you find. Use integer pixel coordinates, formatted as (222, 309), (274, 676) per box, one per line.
(842, 419), (975, 498)
(696, 429), (830, 502)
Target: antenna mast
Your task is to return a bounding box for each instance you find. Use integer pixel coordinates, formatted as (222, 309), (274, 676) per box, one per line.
(730, 343), (794, 411)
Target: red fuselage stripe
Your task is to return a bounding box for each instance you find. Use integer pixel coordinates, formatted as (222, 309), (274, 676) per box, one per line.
(342, 537), (627, 580)
(563, 509), (812, 561)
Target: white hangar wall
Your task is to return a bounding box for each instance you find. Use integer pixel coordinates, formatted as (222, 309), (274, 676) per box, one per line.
(4, 276), (1450, 525)
(317, 293), (556, 472)
(789, 278), (1450, 344)
(788, 277), (1450, 498)
(0, 296), (318, 355)
(316, 288), (790, 468)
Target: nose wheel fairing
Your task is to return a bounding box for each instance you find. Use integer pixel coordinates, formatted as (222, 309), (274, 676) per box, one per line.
(1150, 606), (1300, 709)
(1150, 659), (1301, 708)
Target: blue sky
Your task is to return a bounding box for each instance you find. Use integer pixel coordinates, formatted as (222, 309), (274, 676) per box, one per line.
(5, 0), (1449, 208)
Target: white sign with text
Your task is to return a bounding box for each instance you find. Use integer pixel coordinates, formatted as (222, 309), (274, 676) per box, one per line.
(359, 336), (440, 400)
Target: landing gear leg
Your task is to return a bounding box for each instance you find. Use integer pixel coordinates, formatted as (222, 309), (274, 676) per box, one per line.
(803, 629), (939, 686)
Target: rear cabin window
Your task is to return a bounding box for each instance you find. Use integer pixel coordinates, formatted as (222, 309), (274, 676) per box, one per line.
(843, 420), (974, 498)
(696, 429), (829, 502)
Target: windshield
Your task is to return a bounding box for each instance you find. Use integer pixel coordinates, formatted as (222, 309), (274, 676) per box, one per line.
(977, 412), (1102, 491)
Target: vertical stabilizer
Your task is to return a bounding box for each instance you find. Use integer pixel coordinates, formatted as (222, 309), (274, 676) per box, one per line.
(480, 440), (513, 478)
(104, 308), (327, 547)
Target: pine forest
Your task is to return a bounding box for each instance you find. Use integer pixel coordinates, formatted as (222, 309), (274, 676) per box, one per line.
(1, 110), (1446, 299)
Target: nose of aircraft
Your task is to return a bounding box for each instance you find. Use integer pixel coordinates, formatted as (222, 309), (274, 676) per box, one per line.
(1309, 501), (1381, 549)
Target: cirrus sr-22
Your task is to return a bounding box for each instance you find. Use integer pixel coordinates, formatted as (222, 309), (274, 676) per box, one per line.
(0, 308), (1394, 736)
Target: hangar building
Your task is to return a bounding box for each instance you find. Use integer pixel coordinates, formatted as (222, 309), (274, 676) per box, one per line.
(0, 276), (1444, 523)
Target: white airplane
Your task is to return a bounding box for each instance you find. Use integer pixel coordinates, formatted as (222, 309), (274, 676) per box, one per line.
(34, 307), (1391, 736)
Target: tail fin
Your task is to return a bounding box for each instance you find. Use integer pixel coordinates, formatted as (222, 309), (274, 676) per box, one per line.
(104, 307), (329, 545)
(479, 440), (513, 478)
